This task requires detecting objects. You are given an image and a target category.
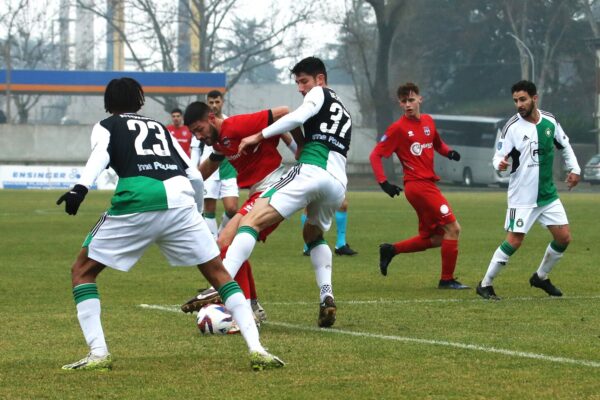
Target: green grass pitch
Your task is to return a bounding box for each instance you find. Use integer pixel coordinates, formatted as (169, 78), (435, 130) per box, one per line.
(1, 189), (599, 399)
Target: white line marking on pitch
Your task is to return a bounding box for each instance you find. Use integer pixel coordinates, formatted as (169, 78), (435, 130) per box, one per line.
(138, 303), (600, 368)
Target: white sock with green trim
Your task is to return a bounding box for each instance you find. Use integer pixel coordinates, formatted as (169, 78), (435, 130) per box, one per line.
(73, 283), (108, 357)
(482, 242), (514, 287)
(536, 242), (565, 279)
(204, 214), (218, 239)
(310, 242), (333, 303)
(219, 281), (264, 353)
(223, 227), (258, 278)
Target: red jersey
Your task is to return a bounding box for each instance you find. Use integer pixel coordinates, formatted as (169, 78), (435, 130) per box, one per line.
(213, 110), (281, 189)
(370, 114), (451, 183)
(166, 124), (193, 156)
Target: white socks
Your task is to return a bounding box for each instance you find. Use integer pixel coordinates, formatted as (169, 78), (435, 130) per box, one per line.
(536, 243), (564, 279)
(76, 298), (108, 357)
(482, 247), (511, 287)
(310, 243), (333, 303)
(224, 292), (264, 353)
(224, 229), (258, 279)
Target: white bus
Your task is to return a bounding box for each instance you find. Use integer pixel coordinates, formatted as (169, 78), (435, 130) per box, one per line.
(432, 114), (509, 186)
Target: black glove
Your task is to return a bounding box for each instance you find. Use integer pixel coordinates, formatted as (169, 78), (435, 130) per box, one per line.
(56, 184), (88, 215)
(447, 150), (461, 161)
(379, 181), (402, 198)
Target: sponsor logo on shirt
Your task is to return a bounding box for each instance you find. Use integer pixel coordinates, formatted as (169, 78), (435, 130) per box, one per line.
(409, 142), (433, 156)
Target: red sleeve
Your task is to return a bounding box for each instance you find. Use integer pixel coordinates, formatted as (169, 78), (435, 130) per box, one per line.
(223, 110), (269, 139)
(431, 119), (451, 157)
(369, 123), (401, 183)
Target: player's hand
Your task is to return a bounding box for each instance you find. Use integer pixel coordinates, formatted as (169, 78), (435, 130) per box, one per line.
(447, 150), (461, 161)
(498, 155), (510, 171)
(238, 133), (264, 155)
(565, 172), (580, 191)
(379, 181), (402, 198)
(56, 184), (88, 215)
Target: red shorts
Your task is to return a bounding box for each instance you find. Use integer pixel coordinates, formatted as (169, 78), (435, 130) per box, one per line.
(404, 179), (456, 238)
(238, 191), (280, 242)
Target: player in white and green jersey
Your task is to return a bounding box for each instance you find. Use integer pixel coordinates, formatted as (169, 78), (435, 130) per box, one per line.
(57, 78), (283, 371)
(222, 57), (351, 328)
(476, 80), (581, 300)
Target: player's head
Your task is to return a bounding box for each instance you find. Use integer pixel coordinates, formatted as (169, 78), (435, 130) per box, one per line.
(104, 77), (145, 114)
(206, 90), (225, 117)
(170, 108), (183, 127)
(291, 56), (327, 97)
(511, 80), (538, 119)
(184, 101), (219, 145)
(396, 82), (422, 118)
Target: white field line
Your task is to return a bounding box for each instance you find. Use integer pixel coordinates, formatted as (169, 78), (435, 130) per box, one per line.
(138, 303), (600, 368)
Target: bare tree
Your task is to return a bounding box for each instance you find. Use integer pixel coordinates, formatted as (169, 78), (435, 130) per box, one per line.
(0, 0), (61, 123)
(503, 0), (577, 106)
(78, 0), (309, 112)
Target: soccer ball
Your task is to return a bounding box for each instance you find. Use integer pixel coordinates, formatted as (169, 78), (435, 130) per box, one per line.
(196, 304), (234, 335)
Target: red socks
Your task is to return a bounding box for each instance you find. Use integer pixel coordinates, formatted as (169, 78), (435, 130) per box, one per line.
(441, 239), (458, 280)
(393, 236), (432, 254)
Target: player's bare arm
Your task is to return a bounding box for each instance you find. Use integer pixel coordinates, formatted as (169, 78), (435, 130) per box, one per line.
(198, 156), (221, 180)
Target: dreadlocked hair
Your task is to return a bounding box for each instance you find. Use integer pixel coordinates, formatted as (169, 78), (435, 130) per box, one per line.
(104, 77), (145, 114)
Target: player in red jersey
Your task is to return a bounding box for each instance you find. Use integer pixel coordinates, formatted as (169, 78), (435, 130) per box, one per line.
(369, 82), (468, 289)
(166, 108), (193, 157)
(179, 101), (298, 315)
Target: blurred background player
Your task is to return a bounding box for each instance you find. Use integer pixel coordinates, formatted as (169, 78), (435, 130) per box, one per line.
(370, 82), (468, 290)
(166, 108), (193, 157)
(57, 77), (283, 371)
(181, 101), (297, 323)
(190, 90), (239, 238)
(476, 80), (580, 300)
(301, 197), (357, 256)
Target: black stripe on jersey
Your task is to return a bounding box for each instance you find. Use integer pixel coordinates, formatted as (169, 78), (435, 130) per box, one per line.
(509, 148), (521, 174)
(501, 115), (519, 139)
(510, 208), (515, 221)
(271, 164), (301, 191)
(540, 110), (557, 121)
(90, 212), (107, 236)
(554, 138), (565, 150)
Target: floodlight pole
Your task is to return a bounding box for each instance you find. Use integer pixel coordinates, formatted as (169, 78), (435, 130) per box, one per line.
(507, 32), (535, 82)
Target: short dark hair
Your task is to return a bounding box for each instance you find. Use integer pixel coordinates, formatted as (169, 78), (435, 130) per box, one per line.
(104, 77), (145, 114)
(183, 101), (211, 126)
(511, 80), (537, 96)
(397, 82), (420, 99)
(291, 56), (327, 83)
(206, 90), (224, 99)
(171, 108), (182, 115)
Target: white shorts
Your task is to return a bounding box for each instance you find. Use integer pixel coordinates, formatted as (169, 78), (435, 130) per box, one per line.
(84, 205), (220, 271)
(261, 164), (345, 231)
(204, 177), (239, 200)
(505, 199), (569, 234)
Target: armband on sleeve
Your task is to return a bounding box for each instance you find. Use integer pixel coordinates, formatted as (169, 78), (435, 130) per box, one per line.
(209, 152), (226, 162)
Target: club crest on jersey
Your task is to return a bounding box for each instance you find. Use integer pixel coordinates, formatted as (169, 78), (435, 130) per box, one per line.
(497, 141), (503, 150)
(221, 137), (231, 147)
(423, 126), (431, 136)
(545, 128), (552, 137)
